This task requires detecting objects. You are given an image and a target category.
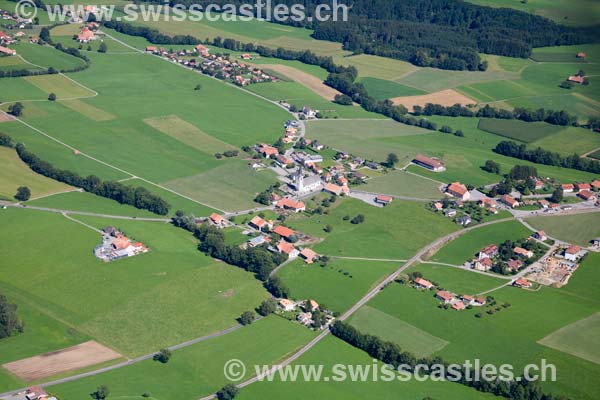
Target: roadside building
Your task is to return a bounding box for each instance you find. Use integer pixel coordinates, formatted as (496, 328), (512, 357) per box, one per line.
(446, 182), (470, 200)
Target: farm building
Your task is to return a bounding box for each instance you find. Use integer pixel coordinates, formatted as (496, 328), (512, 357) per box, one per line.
(561, 183), (575, 193)
(564, 245), (582, 261)
(300, 248), (318, 264)
(276, 198), (306, 213)
(0, 45), (16, 55)
(578, 190), (596, 201)
(500, 194), (519, 208)
(277, 240), (299, 258)
(375, 194), (393, 206)
(436, 290), (455, 304)
(413, 154), (446, 172)
(514, 278), (532, 288)
(414, 277), (434, 289)
(77, 27), (95, 43)
(446, 182), (470, 200)
(249, 216), (272, 231)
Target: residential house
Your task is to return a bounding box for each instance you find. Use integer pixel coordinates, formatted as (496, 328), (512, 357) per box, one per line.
(300, 248), (318, 264)
(209, 213), (226, 227)
(474, 296), (486, 306)
(297, 312), (312, 325)
(577, 52), (586, 59)
(514, 247), (533, 258)
(538, 199), (549, 209)
(277, 239), (299, 258)
(576, 183), (591, 191)
(375, 195), (393, 206)
(478, 244), (498, 259)
(337, 176), (348, 186)
(259, 144), (279, 158)
(474, 257), (493, 272)
(304, 299), (319, 311)
(460, 294), (474, 305)
(532, 178), (544, 190)
(444, 208), (457, 217)
(578, 190), (596, 202)
(276, 198), (306, 213)
(323, 183), (349, 196)
(514, 278), (532, 288)
(568, 75), (585, 84)
(249, 216), (272, 231)
(506, 259), (524, 271)
(412, 154), (446, 172)
(279, 298), (296, 312)
(591, 180), (600, 191)
(564, 245), (582, 261)
(452, 302), (466, 311)
(145, 46), (157, 53)
(593, 238), (600, 249)
(195, 44), (209, 55)
(436, 290), (455, 304)
(0, 45), (16, 55)
(458, 215), (472, 226)
(77, 27), (95, 42)
(272, 225), (295, 241)
(24, 386), (48, 400)
(561, 183), (574, 193)
(533, 231), (547, 241)
(276, 154), (294, 167)
(247, 235), (271, 248)
(414, 277), (434, 289)
(432, 201), (443, 211)
(302, 106), (316, 118)
(446, 182), (470, 201)
(501, 194), (519, 208)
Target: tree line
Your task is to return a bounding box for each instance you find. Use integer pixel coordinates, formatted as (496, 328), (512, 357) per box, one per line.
(13, 142), (170, 214)
(494, 140), (600, 174)
(0, 294), (23, 339)
(330, 321), (568, 400)
(172, 211), (291, 297)
(137, 0), (598, 71)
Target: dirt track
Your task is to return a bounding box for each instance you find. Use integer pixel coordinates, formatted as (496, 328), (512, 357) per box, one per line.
(256, 64), (344, 101)
(3, 341), (122, 381)
(391, 89), (476, 111)
(0, 113), (14, 123)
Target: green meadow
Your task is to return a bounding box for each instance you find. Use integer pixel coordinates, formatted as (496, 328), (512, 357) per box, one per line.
(307, 117), (599, 187)
(276, 258), (399, 313)
(12, 42), (86, 71)
(0, 208), (269, 357)
(287, 197), (458, 260)
(358, 77), (426, 100)
(50, 316), (316, 399)
(360, 170), (443, 199)
(429, 220), (531, 265)
(368, 254), (600, 399)
(525, 213), (600, 246)
(239, 336), (495, 400)
(0, 146), (71, 200)
(477, 118), (565, 143)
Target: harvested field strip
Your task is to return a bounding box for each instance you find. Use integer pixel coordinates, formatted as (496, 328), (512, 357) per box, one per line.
(59, 99), (116, 121)
(254, 63), (343, 101)
(24, 75), (95, 99)
(144, 115), (238, 154)
(391, 89), (476, 112)
(2, 341), (122, 381)
(538, 312), (600, 365)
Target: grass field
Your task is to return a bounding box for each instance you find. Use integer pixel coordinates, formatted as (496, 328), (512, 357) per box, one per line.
(239, 335), (494, 400)
(307, 117), (600, 187)
(360, 170), (443, 199)
(287, 197), (458, 260)
(0, 146), (72, 200)
(368, 272), (600, 399)
(12, 43), (87, 71)
(358, 77), (426, 100)
(525, 213), (600, 246)
(538, 312), (600, 365)
(477, 118), (565, 143)
(429, 220), (531, 265)
(276, 258), (399, 313)
(0, 208), (269, 357)
(348, 306), (449, 357)
(50, 316), (316, 399)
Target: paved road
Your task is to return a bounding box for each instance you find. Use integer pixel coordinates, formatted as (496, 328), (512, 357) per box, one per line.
(422, 260), (512, 280)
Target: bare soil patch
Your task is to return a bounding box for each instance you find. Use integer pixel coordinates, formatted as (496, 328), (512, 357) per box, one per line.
(391, 89), (476, 112)
(2, 340), (122, 381)
(0, 113), (14, 123)
(255, 64), (343, 101)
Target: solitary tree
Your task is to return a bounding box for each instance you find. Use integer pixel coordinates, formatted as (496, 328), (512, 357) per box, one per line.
(153, 348), (172, 363)
(8, 102), (24, 117)
(239, 310), (255, 325)
(482, 160), (501, 174)
(14, 186), (31, 201)
(386, 153), (399, 167)
(98, 42), (107, 53)
(257, 298), (277, 316)
(48, 93), (57, 101)
(194, 83), (202, 91)
(90, 385), (110, 400)
(216, 384), (239, 400)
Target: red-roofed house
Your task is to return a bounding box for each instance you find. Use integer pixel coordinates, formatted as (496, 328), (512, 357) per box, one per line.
(209, 213), (225, 227)
(323, 183), (349, 196)
(446, 182), (470, 201)
(273, 225), (295, 240)
(276, 198), (306, 213)
(478, 244), (498, 260)
(568, 75), (585, 84)
(576, 183), (591, 191)
(501, 194), (519, 208)
(533, 231), (547, 241)
(300, 248), (318, 264)
(413, 154), (446, 172)
(578, 190), (596, 202)
(474, 257), (493, 272)
(259, 144), (279, 158)
(514, 278), (532, 288)
(0, 45), (16, 56)
(577, 52), (586, 59)
(591, 180), (600, 191)
(561, 183), (574, 193)
(452, 301), (466, 311)
(277, 239), (299, 258)
(436, 290), (455, 304)
(506, 259), (524, 271)
(565, 245), (582, 261)
(414, 277), (434, 289)
(514, 247), (533, 258)
(195, 44), (209, 55)
(375, 194), (393, 206)
(77, 27), (95, 43)
(249, 216), (272, 231)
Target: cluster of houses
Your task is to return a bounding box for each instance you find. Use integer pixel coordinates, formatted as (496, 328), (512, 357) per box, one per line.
(0, 7), (33, 29)
(94, 226), (148, 262)
(562, 181), (600, 203)
(412, 276), (486, 311)
(471, 241), (535, 273)
(277, 298), (333, 328)
(145, 44), (277, 87)
(76, 22), (100, 43)
(4, 386), (57, 400)
(0, 29), (18, 56)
